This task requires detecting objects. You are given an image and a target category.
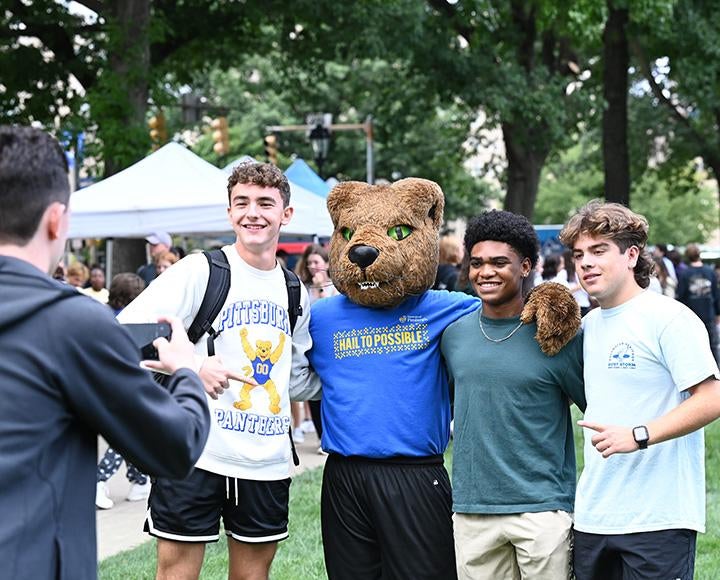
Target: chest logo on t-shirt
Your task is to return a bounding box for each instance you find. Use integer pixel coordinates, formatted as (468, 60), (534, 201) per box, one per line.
(333, 321), (430, 359)
(607, 342), (636, 369)
(233, 328), (285, 414)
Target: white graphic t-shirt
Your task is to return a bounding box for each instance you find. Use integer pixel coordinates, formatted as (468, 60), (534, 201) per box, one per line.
(575, 290), (719, 534)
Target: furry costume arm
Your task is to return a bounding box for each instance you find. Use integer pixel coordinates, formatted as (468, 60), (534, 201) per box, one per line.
(520, 282), (581, 356)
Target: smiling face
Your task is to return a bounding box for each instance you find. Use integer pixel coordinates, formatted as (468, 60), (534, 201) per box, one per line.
(469, 240), (530, 318)
(227, 183), (293, 269)
(571, 233), (641, 308)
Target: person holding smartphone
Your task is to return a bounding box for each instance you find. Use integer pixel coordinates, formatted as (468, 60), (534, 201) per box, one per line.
(0, 125), (211, 580)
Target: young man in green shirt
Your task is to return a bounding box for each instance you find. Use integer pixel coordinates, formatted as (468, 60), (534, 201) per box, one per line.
(441, 210), (585, 579)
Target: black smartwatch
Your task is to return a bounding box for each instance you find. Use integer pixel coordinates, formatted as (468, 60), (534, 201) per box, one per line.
(632, 425), (650, 450)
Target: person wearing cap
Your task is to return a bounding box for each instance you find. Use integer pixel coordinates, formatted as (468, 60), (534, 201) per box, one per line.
(137, 231), (172, 285)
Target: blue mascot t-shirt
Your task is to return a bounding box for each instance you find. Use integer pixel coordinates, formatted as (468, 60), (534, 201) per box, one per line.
(308, 290), (479, 458)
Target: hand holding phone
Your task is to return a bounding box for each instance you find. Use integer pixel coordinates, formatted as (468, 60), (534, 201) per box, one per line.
(123, 322), (172, 360)
(131, 317), (199, 376)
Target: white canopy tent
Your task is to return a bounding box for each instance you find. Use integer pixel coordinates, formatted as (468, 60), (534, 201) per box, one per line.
(68, 143), (333, 238)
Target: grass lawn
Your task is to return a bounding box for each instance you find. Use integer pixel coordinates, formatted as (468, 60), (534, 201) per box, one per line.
(100, 421), (720, 579)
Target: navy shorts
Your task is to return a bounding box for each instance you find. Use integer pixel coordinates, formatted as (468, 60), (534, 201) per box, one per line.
(574, 528), (697, 580)
(144, 467), (291, 544)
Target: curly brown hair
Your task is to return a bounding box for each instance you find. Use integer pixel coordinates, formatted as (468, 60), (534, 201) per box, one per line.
(226, 162), (290, 207)
(559, 200), (654, 289)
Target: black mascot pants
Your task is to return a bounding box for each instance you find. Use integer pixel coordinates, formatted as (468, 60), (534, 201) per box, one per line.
(321, 453), (457, 580)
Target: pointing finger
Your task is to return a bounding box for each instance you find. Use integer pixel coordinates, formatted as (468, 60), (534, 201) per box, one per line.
(578, 420), (604, 433)
(226, 371), (258, 386)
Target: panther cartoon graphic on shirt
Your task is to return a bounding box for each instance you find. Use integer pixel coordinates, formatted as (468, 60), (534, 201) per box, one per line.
(234, 328), (285, 414)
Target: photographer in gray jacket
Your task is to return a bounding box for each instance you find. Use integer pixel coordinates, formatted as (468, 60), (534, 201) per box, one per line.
(0, 125), (211, 580)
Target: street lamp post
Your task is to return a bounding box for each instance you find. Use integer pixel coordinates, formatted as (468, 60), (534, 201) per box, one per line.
(266, 115), (373, 183)
(308, 123), (331, 178)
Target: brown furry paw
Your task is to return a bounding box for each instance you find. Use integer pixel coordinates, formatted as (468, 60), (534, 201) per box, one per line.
(520, 282), (580, 356)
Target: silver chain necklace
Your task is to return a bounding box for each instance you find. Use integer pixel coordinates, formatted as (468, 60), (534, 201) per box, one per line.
(478, 308), (524, 343)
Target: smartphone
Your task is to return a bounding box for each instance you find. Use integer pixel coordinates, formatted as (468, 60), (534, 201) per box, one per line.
(122, 322), (172, 360)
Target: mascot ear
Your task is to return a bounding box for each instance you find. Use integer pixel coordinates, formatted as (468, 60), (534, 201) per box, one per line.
(391, 178), (444, 230)
(327, 181), (367, 227)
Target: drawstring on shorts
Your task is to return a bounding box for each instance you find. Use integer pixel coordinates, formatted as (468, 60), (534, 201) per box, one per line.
(225, 476), (240, 506)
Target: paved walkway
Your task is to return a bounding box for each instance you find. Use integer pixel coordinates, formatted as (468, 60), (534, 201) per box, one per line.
(96, 432), (327, 560)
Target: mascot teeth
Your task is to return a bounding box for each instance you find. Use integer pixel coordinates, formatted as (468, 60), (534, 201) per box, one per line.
(358, 281), (380, 290)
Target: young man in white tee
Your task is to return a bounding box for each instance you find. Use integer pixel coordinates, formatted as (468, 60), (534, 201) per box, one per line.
(560, 200), (720, 580)
(119, 162), (318, 580)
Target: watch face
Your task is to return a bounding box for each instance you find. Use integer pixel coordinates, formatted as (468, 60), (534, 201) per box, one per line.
(633, 426), (649, 442)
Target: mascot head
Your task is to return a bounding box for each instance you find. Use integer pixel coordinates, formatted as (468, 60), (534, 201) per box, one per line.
(326, 178), (444, 308)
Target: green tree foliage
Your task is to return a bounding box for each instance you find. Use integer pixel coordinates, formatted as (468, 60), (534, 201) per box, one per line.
(536, 140), (718, 244)
(185, 55), (496, 220)
(4, 0), (716, 226)
(266, 0), (595, 218)
(1, 1), (279, 174)
(632, 0), (720, 195)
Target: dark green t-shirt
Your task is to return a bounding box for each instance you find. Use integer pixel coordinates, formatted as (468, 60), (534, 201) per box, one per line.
(441, 311), (585, 514)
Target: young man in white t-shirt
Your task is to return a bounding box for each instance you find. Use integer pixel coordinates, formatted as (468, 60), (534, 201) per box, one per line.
(560, 201), (720, 580)
(119, 163), (319, 580)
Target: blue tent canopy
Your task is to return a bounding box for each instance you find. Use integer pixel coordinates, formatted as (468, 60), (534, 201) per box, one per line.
(285, 159), (331, 198)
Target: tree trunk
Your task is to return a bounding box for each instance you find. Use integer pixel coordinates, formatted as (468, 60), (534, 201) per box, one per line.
(110, 239), (148, 280)
(105, 0), (151, 275)
(104, 0), (150, 177)
(502, 122), (549, 220)
(602, 3), (630, 207)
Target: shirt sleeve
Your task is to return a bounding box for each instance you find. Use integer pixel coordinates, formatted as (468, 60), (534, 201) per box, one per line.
(60, 299), (210, 479)
(118, 253), (208, 328)
(558, 332), (586, 412)
(289, 283), (322, 401)
(659, 307), (720, 392)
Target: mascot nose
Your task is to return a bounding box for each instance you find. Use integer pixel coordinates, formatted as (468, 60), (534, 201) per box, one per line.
(348, 245), (380, 269)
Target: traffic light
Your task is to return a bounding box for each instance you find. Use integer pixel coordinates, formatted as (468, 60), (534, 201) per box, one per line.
(211, 117), (230, 156)
(148, 113), (167, 149)
(264, 134), (278, 165)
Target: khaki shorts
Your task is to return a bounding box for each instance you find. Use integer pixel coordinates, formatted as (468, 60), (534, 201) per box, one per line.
(454, 510), (573, 580)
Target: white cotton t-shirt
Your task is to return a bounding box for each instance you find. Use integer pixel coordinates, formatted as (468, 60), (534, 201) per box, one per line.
(575, 290), (719, 534)
(118, 245), (315, 481)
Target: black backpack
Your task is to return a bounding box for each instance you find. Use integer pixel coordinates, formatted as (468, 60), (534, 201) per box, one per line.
(186, 249), (304, 465)
(189, 249), (303, 353)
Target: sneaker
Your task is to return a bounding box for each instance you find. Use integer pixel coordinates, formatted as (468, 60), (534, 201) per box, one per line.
(292, 428), (305, 443)
(300, 419), (315, 434)
(126, 481), (151, 502)
(96, 481), (114, 510)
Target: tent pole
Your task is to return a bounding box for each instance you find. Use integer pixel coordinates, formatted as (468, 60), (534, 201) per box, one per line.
(105, 239), (114, 285)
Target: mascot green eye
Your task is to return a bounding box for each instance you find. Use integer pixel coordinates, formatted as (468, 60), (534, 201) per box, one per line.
(387, 225), (412, 241)
(341, 227), (354, 241)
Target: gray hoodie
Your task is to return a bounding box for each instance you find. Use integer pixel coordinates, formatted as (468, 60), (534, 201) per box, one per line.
(0, 255), (209, 580)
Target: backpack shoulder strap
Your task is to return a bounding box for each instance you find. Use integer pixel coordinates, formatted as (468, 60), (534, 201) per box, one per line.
(186, 249), (231, 348)
(281, 264), (303, 335)
(280, 263), (303, 466)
